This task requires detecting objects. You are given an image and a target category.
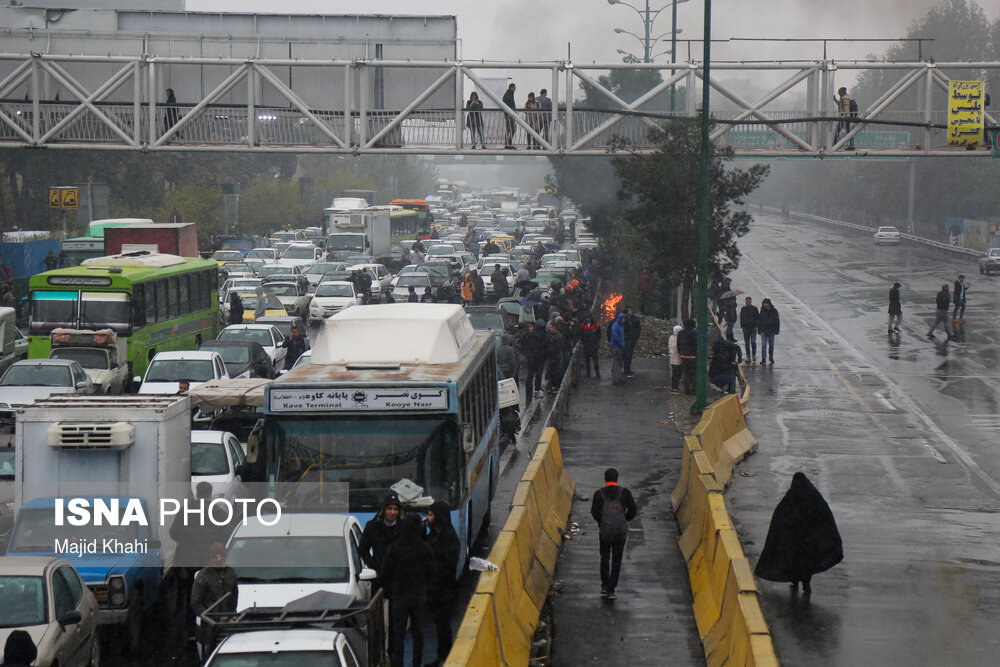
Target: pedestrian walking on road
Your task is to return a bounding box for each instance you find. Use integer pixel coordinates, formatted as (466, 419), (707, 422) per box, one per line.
(888, 282), (902, 333)
(677, 319), (697, 394)
(281, 325), (308, 371)
(622, 307), (641, 377)
(668, 324), (682, 394)
(609, 311), (626, 385)
(927, 284), (952, 339)
(227, 293), (244, 325)
(579, 312), (601, 378)
(755, 472), (843, 595)
(424, 501), (460, 665)
(591, 468), (638, 601)
(190, 542), (238, 616)
(718, 278), (738, 341)
(739, 296), (760, 362)
(381, 513), (435, 667)
(758, 298), (780, 364)
(502, 83), (517, 149)
(952, 275), (968, 322)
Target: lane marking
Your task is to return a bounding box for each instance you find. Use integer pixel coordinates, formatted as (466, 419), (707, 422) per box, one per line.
(874, 392), (898, 412)
(741, 252), (1000, 498)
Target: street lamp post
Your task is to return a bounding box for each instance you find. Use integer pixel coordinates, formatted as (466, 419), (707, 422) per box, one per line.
(692, 0), (713, 413)
(608, 0), (688, 66)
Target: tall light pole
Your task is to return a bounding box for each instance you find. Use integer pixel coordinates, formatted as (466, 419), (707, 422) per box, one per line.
(608, 0), (687, 64)
(692, 0), (713, 413)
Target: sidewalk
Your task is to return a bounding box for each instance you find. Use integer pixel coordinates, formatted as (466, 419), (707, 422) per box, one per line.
(549, 358), (704, 666)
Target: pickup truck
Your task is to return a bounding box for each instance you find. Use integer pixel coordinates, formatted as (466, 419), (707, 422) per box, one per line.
(48, 328), (130, 394)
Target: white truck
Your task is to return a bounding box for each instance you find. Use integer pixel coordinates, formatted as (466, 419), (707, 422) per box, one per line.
(325, 206), (392, 263)
(7, 395), (192, 655)
(48, 328), (130, 394)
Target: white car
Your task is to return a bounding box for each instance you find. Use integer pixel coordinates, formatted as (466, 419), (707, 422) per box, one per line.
(480, 263), (517, 296)
(0, 359), (95, 408)
(276, 243), (324, 270)
(426, 243), (463, 257)
(191, 430), (247, 502)
(137, 350), (230, 394)
(0, 556), (101, 667)
(216, 324), (287, 374)
(225, 513), (374, 611)
(204, 628), (364, 667)
(874, 226), (901, 245)
(389, 273), (434, 301)
(220, 277), (262, 304)
(345, 264), (392, 301)
(263, 281), (312, 319)
(309, 281), (362, 325)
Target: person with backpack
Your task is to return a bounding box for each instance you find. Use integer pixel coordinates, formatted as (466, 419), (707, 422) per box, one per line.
(834, 86), (857, 150)
(590, 468), (638, 601)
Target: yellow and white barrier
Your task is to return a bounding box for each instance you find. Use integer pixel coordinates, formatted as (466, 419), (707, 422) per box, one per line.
(446, 427), (575, 666)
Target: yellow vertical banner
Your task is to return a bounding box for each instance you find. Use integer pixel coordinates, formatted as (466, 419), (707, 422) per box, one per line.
(948, 80), (984, 147)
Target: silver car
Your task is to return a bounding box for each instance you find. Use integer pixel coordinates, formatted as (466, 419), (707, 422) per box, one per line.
(0, 359), (94, 409)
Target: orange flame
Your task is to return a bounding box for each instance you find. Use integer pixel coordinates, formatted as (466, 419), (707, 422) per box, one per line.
(602, 292), (623, 323)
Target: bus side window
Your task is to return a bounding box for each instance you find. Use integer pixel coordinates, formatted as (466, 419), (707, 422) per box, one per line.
(168, 277), (179, 318)
(132, 284), (146, 329)
(198, 270), (210, 310)
(178, 274), (190, 315)
(144, 282), (156, 325)
(156, 280), (168, 322)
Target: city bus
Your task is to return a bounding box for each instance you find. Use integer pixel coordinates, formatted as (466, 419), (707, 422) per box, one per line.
(27, 252), (219, 378)
(389, 199), (433, 239)
(259, 303), (499, 571)
(59, 218), (154, 267)
(389, 208), (418, 238)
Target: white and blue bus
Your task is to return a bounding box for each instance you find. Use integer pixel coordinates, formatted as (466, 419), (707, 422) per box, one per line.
(259, 303), (500, 568)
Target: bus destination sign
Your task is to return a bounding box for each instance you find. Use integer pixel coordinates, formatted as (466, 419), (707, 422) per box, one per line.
(269, 387), (448, 412)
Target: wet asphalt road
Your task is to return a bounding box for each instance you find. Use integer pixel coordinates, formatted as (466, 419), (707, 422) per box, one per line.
(726, 214), (1000, 666)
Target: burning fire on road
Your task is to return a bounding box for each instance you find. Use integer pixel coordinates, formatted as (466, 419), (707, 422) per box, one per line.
(601, 293), (623, 322)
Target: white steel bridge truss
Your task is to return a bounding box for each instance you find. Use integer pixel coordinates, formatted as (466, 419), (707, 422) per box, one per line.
(0, 54), (998, 157)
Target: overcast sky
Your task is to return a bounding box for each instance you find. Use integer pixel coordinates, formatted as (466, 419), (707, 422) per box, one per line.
(187, 0), (1000, 64)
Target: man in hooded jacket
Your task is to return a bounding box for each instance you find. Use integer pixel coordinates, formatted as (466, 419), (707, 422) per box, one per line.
(754, 472), (843, 594)
(424, 501), (460, 665)
(359, 495), (404, 592)
(381, 514), (436, 667)
(521, 320), (548, 401)
(609, 311), (626, 385)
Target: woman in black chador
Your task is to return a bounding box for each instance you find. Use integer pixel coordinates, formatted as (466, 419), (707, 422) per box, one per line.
(755, 472), (843, 594)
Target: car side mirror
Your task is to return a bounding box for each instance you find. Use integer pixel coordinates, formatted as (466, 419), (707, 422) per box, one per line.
(76, 381), (90, 389)
(58, 610), (82, 628)
(359, 567), (377, 582)
(133, 376), (142, 384)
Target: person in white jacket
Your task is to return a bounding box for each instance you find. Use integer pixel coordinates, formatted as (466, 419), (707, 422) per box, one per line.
(668, 324), (682, 395)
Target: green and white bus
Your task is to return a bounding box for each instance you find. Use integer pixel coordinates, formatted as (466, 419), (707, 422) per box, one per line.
(28, 252), (219, 377)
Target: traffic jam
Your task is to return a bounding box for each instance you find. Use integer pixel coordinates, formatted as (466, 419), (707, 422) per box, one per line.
(0, 189), (598, 666)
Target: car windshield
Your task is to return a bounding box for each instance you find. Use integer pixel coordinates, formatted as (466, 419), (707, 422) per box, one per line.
(282, 247), (315, 260)
(207, 652), (335, 667)
(213, 252), (243, 262)
(269, 417), (460, 511)
(201, 345), (251, 364)
(227, 535), (349, 583)
(50, 347), (111, 370)
(146, 359), (215, 382)
(1, 364), (72, 387)
(257, 266), (286, 278)
(239, 296), (284, 312)
(306, 263), (343, 276)
(9, 507), (139, 553)
(878, 227), (898, 233)
(191, 441), (230, 476)
(315, 284), (354, 298)
(396, 275), (430, 287)
(0, 575), (46, 627)
(219, 329), (276, 348)
(247, 249), (273, 259)
(267, 284), (299, 297)
(467, 311), (506, 331)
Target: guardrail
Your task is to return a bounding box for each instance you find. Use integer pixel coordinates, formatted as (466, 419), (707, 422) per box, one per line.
(446, 427), (575, 666)
(758, 205), (981, 259)
(672, 395), (777, 667)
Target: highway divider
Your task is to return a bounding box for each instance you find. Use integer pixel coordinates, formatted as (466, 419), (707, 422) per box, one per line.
(446, 427), (575, 666)
(673, 394), (778, 666)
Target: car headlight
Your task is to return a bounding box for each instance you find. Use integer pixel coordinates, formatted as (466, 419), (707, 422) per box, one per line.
(108, 575), (127, 607)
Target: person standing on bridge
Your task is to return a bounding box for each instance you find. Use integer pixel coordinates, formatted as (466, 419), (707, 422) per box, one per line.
(754, 472), (843, 595)
(164, 88), (180, 137)
(952, 274), (968, 322)
(927, 284), (952, 340)
(834, 86), (856, 149)
(502, 82), (517, 149)
(888, 282), (902, 334)
(740, 296), (760, 362)
(591, 468), (638, 601)
(538, 88), (553, 143)
(465, 91), (486, 149)
(757, 298), (780, 364)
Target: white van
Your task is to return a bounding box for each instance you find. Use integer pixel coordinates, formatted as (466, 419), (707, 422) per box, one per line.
(0, 308), (27, 376)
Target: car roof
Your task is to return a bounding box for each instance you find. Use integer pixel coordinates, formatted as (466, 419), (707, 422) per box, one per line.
(190, 430), (236, 445)
(222, 324), (278, 332)
(10, 358), (77, 367)
(150, 351), (220, 361)
(232, 512), (354, 539)
(316, 280), (354, 287)
(0, 555), (69, 575)
(216, 629), (340, 653)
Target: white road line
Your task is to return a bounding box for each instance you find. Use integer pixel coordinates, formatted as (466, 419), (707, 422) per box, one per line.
(874, 392), (897, 412)
(742, 252), (1000, 498)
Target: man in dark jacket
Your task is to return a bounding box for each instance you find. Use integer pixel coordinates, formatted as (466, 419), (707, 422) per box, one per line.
(521, 320), (547, 401)
(677, 318), (698, 394)
(281, 326), (308, 370)
(927, 284), (952, 340)
(952, 274), (967, 321)
(579, 312), (601, 377)
(190, 542), (238, 616)
(502, 82), (517, 149)
(227, 293), (244, 325)
(380, 514), (435, 667)
(709, 337), (742, 394)
(888, 282), (902, 334)
(757, 298), (780, 364)
(424, 501), (460, 664)
(590, 468), (638, 600)
(544, 320), (565, 393)
(359, 495), (404, 590)
(739, 296), (760, 362)
(497, 333), (518, 383)
(622, 307), (641, 377)
(490, 264), (510, 299)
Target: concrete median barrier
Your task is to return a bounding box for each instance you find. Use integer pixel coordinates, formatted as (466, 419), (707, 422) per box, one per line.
(446, 427), (575, 666)
(671, 396), (778, 666)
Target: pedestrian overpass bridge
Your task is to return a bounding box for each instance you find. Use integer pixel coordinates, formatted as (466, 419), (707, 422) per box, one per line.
(1, 52), (998, 158)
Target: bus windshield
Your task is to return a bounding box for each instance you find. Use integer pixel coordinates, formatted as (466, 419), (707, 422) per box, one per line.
(29, 291), (130, 335)
(268, 416), (461, 511)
